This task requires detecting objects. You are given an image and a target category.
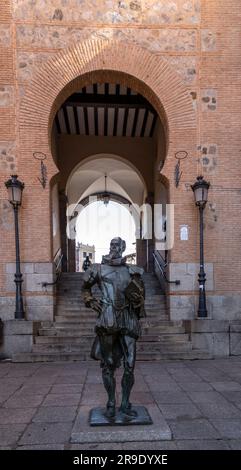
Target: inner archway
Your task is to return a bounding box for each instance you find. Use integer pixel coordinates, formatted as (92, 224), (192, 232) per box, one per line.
(60, 152), (150, 272)
(51, 78), (168, 273)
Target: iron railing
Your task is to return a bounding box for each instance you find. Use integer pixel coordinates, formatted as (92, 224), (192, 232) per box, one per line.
(42, 249), (63, 288)
(153, 250), (180, 286)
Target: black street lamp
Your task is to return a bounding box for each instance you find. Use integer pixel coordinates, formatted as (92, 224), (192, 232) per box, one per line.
(5, 175), (25, 320)
(191, 175), (210, 318)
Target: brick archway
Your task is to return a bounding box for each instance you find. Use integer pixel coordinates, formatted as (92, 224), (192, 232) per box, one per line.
(18, 38), (197, 260)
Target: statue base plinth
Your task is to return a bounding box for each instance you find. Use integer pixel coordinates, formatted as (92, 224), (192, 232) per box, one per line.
(89, 405), (153, 426)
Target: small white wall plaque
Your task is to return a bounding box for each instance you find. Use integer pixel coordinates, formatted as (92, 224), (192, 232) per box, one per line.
(180, 225), (189, 241)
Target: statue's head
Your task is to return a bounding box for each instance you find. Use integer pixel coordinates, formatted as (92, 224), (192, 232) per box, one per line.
(109, 237), (126, 259)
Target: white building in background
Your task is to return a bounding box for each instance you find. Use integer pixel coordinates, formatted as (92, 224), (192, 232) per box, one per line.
(76, 243), (95, 272)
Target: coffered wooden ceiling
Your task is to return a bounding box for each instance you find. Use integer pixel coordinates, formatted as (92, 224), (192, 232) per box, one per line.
(54, 83), (158, 138)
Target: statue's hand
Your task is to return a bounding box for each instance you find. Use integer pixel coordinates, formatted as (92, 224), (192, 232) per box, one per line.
(85, 297), (102, 314)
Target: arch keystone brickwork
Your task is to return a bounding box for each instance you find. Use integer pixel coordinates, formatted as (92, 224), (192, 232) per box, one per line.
(18, 38), (197, 261)
(19, 39), (196, 157)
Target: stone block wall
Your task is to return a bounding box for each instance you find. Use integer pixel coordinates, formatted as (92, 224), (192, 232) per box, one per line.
(0, 262), (55, 321)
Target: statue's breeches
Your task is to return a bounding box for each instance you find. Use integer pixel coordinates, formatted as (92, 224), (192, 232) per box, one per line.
(95, 305), (141, 339)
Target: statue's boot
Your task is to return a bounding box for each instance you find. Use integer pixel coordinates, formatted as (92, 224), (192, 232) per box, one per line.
(119, 367), (137, 417)
(102, 366), (116, 418)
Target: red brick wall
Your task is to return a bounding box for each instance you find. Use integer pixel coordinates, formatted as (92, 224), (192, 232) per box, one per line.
(0, 1), (241, 312)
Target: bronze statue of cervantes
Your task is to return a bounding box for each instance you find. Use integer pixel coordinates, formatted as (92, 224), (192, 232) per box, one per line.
(82, 237), (151, 424)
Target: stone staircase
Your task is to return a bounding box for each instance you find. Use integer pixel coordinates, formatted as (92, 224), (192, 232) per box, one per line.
(13, 271), (210, 362)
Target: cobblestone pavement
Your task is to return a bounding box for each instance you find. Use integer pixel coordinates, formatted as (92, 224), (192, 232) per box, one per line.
(1, 358), (241, 450)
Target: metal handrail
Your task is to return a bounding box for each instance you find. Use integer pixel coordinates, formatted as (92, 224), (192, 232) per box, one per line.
(156, 250), (168, 268)
(153, 251), (180, 285)
(41, 253), (63, 288)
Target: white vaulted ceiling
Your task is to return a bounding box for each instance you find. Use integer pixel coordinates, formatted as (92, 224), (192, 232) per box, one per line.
(66, 155), (146, 211)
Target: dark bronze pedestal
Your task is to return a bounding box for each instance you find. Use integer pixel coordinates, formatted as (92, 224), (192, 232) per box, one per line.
(89, 405), (153, 426)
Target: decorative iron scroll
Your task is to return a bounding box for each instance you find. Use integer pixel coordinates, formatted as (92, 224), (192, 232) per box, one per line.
(33, 152), (47, 188)
(174, 151), (188, 188)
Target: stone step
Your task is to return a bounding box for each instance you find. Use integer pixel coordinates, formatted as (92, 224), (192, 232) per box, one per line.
(38, 324), (185, 336)
(55, 309), (167, 319)
(53, 318), (170, 327)
(56, 295), (166, 306)
(32, 341), (191, 353)
(54, 318), (169, 327)
(13, 349), (213, 363)
(56, 304), (167, 313)
(57, 294), (165, 300)
(34, 333), (189, 345)
(58, 289), (162, 295)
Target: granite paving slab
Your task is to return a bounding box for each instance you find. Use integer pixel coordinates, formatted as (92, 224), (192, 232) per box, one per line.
(71, 404), (172, 443)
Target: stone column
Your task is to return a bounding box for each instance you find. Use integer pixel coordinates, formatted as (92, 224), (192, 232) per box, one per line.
(59, 191), (68, 272)
(145, 192), (155, 272)
(68, 238), (76, 272)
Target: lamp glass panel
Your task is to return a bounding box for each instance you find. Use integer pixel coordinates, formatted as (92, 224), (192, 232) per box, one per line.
(194, 187), (203, 203)
(12, 185), (22, 204)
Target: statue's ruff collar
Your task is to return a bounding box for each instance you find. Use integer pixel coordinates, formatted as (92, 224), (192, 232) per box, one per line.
(101, 255), (127, 266)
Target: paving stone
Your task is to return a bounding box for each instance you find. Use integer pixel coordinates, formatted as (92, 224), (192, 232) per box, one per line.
(55, 375), (85, 385)
(0, 377), (26, 387)
(19, 422), (73, 445)
(24, 376), (57, 385)
(16, 444), (65, 450)
(57, 367), (88, 376)
(144, 375), (175, 383)
(117, 391), (155, 405)
(194, 372), (228, 382)
(158, 404), (202, 420)
(15, 384), (52, 396)
(187, 391), (228, 404)
(6, 365), (40, 377)
(0, 424), (27, 446)
(81, 392), (109, 405)
(196, 402), (241, 419)
(85, 374), (103, 384)
(2, 359), (241, 449)
(70, 443), (123, 450)
(0, 408), (37, 424)
(168, 418), (219, 440)
(176, 439), (230, 450)
(146, 381), (181, 392)
(50, 384), (84, 394)
(0, 393), (13, 405)
(0, 365), (11, 376)
(152, 391), (192, 404)
(3, 395), (44, 408)
(42, 394), (81, 407)
(211, 381), (241, 392)
(178, 381), (213, 392)
(132, 382), (150, 392)
(33, 406), (77, 423)
(71, 404), (171, 443)
(0, 390), (19, 403)
(82, 383), (107, 392)
(210, 419), (241, 439)
(220, 391), (241, 403)
(0, 383), (25, 395)
(228, 440), (241, 450)
(122, 441), (177, 450)
(171, 373), (202, 383)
